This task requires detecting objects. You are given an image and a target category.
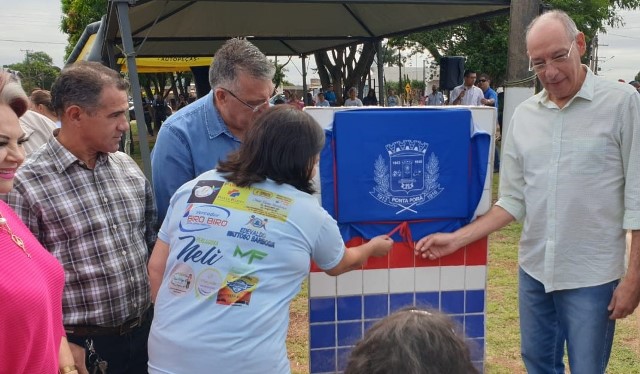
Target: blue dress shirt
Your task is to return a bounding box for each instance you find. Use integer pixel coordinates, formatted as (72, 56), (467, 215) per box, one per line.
(151, 90), (241, 224)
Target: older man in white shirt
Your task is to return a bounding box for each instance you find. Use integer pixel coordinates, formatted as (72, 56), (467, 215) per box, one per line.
(416, 10), (640, 374)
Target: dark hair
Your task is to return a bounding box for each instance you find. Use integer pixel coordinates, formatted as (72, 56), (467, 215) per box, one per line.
(478, 73), (491, 82)
(51, 61), (128, 116)
(345, 307), (479, 374)
(464, 70), (477, 78)
(0, 71), (28, 117)
(217, 106), (325, 194)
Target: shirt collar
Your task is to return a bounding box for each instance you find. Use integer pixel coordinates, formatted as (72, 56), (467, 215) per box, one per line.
(46, 135), (109, 173)
(206, 90), (240, 141)
(537, 65), (594, 109)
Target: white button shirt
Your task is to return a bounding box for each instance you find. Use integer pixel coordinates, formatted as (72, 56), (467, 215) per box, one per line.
(496, 67), (640, 292)
(450, 84), (484, 106)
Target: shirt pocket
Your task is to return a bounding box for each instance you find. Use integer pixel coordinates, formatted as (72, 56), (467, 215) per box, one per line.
(568, 138), (606, 175)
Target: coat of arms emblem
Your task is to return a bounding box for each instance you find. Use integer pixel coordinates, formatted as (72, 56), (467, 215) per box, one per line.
(370, 140), (444, 214)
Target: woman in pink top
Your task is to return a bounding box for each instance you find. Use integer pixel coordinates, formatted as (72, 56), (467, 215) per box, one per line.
(0, 71), (77, 374)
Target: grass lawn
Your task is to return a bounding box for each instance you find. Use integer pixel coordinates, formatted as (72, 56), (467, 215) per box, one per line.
(129, 124), (640, 373)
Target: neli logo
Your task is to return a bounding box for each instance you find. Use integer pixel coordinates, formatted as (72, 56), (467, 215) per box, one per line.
(233, 246), (268, 264)
(369, 140), (444, 214)
(227, 189), (241, 198)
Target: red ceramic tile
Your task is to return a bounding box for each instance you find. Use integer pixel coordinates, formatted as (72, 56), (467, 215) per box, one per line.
(439, 245), (466, 266)
(389, 242), (415, 268)
(310, 261), (323, 272)
(465, 237), (488, 266)
(415, 250), (441, 268)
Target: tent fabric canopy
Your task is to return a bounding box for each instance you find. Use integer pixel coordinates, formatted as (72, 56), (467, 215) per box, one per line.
(103, 0), (510, 59)
(100, 0), (511, 181)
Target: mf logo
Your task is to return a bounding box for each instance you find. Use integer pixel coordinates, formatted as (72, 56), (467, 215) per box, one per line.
(233, 246), (268, 264)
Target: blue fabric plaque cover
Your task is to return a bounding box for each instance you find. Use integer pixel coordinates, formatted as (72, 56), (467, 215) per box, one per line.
(320, 108), (490, 243)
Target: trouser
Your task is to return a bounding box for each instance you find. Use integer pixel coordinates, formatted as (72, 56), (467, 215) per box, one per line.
(518, 267), (617, 374)
(67, 311), (152, 374)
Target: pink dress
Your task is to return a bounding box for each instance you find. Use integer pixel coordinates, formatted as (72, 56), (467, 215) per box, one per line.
(0, 200), (65, 373)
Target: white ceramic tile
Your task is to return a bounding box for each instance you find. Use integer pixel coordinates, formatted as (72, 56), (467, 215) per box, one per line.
(309, 272), (337, 297)
(440, 266), (466, 291)
(414, 267), (441, 292)
(389, 268), (415, 293)
(363, 269), (389, 295)
(465, 266), (487, 290)
(337, 270), (363, 296)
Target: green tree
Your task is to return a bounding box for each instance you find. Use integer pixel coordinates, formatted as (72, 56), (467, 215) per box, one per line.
(272, 57), (292, 91)
(390, 0), (640, 87)
(314, 41), (378, 104)
(6, 51), (61, 93)
(61, 0), (107, 59)
(635, 71), (640, 81)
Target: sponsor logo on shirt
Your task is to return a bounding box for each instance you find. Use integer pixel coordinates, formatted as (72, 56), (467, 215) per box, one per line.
(217, 270), (259, 306)
(176, 235), (224, 266)
(179, 204), (231, 232)
(215, 182), (294, 222)
(233, 245), (268, 264)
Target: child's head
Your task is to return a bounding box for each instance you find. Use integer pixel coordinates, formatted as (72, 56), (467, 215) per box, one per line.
(345, 307), (478, 374)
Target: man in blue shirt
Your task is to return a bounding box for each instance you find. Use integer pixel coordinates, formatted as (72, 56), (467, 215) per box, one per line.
(151, 38), (275, 224)
(323, 84), (337, 106)
(478, 73), (500, 172)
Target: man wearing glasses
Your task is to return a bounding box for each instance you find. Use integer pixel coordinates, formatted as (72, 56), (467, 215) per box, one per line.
(151, 38), (275, 224)
(416, 10), (640, 374)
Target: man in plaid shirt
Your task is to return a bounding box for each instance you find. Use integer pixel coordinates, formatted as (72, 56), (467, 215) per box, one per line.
(3, 61), (157, 374)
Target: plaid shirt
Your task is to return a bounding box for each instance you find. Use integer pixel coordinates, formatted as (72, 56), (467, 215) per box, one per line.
(2, 137), (157, 326)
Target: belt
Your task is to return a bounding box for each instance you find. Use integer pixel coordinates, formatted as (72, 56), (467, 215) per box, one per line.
(65, 310), (150, 337)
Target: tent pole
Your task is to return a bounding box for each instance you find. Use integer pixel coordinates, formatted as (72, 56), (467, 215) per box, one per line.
(377, 40), (385, 106)
(114, 0), (152, 181)
(301, 55), (308, 106)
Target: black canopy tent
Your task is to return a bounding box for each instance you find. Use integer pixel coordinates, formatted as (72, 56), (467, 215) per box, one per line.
(101, 0), (511, 180)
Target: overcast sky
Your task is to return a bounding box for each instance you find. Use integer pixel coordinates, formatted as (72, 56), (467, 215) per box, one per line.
(0, 3), (638, 84)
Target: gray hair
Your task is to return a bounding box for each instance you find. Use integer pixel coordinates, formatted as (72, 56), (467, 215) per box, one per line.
(0, 70), (29, 117)
(208, 38), (275, 90)
(526, 10), (579, 42)
(52, 61), (129, 116)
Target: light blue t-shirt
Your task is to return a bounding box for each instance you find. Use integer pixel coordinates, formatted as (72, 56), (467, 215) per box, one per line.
(151, 91), (241, 224)
(148, 170), (345, 374)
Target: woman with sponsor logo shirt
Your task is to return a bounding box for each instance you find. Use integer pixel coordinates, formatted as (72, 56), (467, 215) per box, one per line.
(147, 105), (393, 374)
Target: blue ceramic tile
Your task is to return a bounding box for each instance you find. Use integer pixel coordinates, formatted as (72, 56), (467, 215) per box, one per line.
(441, 290), (465, 314)
(337, 322), (363, 347)
(468, 338), (485, 362)
(310, 323), (336, 349)
(364, 294), (388, 319)
(389, 293), (414, 312)
(337, 295), (362, 321)
(310, 348), (336, 373)
(415, 291), (439, 309)
(465, 314), (484, 338)
(473, 361), (484, 373)
(364, 319), (380, 332)
(465, 290), (485, 313)
(451, 315), (465, 332)
(337, 347), (353, 372)
(310, 297), (336, 323)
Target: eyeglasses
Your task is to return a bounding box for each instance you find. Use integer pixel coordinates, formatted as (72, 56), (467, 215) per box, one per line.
(218, 87), (269, 113)
(477, 79), (487, 83)
(529, 41), (574, 73)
